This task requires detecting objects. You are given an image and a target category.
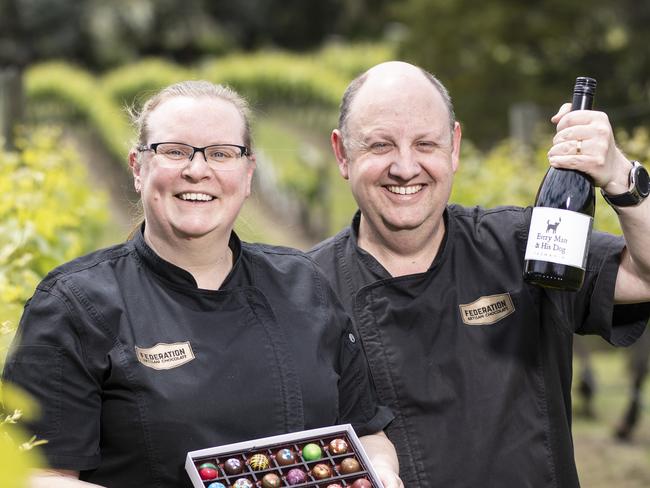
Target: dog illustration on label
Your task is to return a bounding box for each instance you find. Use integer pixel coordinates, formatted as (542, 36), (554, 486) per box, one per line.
(546, 218), (561, 234)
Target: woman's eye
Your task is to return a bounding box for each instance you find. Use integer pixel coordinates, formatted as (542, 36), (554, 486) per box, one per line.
(162, 149), (188, 158)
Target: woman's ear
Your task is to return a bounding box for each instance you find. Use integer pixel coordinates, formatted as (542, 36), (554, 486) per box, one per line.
(244, 154), (256, 198)
(129, 150), (142, 192)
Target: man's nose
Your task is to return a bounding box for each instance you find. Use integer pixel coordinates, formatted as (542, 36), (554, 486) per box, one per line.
(389, 147), (422, 180)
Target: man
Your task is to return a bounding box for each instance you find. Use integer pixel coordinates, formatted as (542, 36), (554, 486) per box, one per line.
(309, 61), (650, 487)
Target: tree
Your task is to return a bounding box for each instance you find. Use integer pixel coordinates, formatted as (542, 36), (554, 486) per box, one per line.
(394, 0), (650, 146)
(0, 0), (92, 67)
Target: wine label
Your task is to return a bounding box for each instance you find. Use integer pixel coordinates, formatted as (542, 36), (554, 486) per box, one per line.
(524, 207), (593, 269)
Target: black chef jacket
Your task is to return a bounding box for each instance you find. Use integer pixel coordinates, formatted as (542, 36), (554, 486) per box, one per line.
(2, 228), (393, 488)
(309, 206), (650, 488)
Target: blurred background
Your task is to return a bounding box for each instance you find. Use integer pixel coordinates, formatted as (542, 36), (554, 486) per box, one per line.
(0, 0), (648, 485)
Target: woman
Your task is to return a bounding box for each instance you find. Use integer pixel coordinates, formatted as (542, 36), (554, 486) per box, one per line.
(3, 81), (402, 488)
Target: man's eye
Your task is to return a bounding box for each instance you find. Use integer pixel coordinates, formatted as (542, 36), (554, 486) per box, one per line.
(369, 142), (393, 154)
(416, 141), (436, 152)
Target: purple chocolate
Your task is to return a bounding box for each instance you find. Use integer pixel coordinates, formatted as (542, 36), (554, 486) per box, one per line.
(286, 468), (307, 485)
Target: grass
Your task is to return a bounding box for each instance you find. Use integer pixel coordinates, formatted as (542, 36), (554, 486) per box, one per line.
(572, 349), (650, 487)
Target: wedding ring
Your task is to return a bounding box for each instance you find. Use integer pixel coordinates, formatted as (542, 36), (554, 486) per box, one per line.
(576, 139), (582, 155)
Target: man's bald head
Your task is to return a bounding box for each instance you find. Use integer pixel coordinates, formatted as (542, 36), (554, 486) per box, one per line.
(338, 61), (456, 142)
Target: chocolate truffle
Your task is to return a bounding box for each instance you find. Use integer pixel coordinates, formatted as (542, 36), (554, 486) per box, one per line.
(207, 483), (227, 488)
(248, 453), (270, 471)
(311, 463), (332, 480)
(261, 473), (282, 488)
(224, 458), (244, 475)
(275, 448), (295, 466)
(199, 467), (218, 480)
(199, 462), (218, 471)
(286, 468), (307, 485)
(301, 442), (322, 461)
(232, 478), (253, 488)
(351, 479), (372, 488)
(339, 457), (361, 474)
(328, 438), (349, 455)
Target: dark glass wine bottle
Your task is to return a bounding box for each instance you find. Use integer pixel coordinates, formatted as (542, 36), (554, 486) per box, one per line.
(523, 76), (597, 291)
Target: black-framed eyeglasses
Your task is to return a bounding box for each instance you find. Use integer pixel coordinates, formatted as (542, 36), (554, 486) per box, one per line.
(138, 142), (250, 167)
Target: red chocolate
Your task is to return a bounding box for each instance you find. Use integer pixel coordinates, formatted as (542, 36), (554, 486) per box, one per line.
(351, 479), (372, 488)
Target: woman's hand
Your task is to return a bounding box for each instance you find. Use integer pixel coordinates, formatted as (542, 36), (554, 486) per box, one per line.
(359, 431), (403, 488)
(372, 463), (404, 488)
(30, 469), (106, 487)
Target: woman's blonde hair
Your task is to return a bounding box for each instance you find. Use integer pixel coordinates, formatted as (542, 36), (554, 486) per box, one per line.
(129, 80), (253, 150)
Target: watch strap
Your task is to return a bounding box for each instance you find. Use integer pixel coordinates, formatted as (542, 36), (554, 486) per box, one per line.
(601, 161), (649, 207)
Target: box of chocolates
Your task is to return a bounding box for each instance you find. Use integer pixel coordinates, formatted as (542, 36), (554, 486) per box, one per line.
(185, 424), (384, 488)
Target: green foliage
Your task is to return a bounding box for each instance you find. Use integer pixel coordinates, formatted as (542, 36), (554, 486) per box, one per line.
(317, 42), (396, 78)
(20, 46), (650, 245)
(451, 140), (544, 208)
(616, 127), (650, 164)
(199, 52), (346, 107)
(21, 46), (389, 242)
(25, 62), (133, 162)
(451, 136), (623, 235)
(0, 382), (46, 488)
(255, 118), (321, 198)
(0, 126), (107, 487)
(0, 126), (108, 337)
(102, 58), (194, 109)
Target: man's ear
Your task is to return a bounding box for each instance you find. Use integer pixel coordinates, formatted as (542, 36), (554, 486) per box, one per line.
(128, 149), (142, 192)
(331, 129), (350, 180)
(451, 121), (462, 174)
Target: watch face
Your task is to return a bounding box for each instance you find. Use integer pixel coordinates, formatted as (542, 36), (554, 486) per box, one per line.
(635, 165), (650, 198)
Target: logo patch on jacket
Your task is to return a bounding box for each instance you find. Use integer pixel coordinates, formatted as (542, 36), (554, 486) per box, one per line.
(459, 293), (515, 325)
(135, 342), (195, 370)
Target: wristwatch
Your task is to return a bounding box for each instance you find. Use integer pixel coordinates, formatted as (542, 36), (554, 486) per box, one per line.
(601, 160), (650, 207)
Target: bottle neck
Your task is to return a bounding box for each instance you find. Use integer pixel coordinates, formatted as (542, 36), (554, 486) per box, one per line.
(571, 92), (594, 111)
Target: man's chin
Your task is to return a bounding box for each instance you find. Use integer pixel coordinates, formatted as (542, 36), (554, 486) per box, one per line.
(381, 217), (427, 233)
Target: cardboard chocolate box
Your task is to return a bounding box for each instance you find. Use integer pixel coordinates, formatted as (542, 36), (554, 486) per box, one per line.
(185, 424), (385, 488)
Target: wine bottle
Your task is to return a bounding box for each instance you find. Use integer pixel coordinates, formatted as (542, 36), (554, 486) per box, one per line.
(523, 76), (597, 291)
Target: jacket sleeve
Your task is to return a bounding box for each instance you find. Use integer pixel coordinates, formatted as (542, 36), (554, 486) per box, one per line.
(549, 230), (650, 345)
(321, 278), (394, 437)
(2, 285), (103, 470)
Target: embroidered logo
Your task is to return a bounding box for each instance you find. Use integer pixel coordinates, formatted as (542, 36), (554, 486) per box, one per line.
(459, 293), (515, 325)
(135, 342), (195, 370)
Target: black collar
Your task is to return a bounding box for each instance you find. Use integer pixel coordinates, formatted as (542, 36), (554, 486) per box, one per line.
(132, 224), (242, 290)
